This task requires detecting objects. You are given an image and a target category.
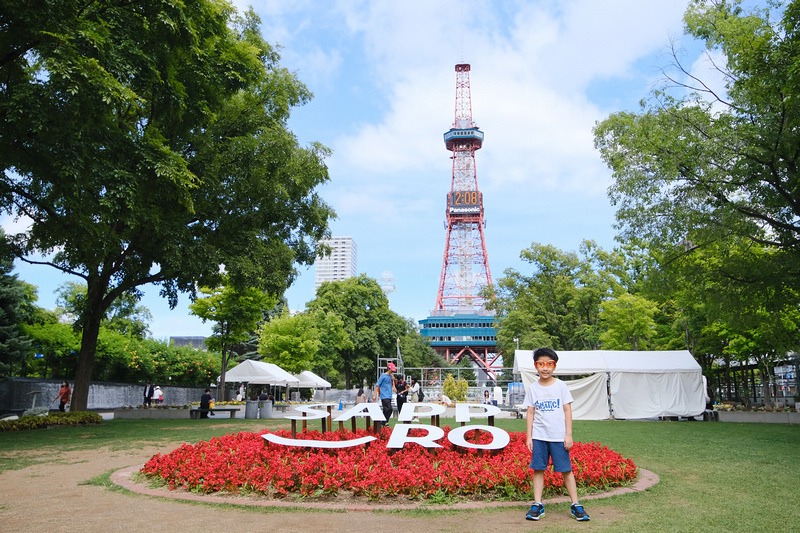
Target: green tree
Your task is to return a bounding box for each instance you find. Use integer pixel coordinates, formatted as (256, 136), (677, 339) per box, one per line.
(307, 275), (405, 388)
(454, 357), (477, 386)
(0, 253), (32, 378)
(594, 0), (800, 305)
(671, 238), (800, 405)
(21, 321), (80, 379)
(0, 3), (334, 409)
(308, 310), (353, 387)
(257, 310), (320, 374)
(487, 241), (624, 361)
(190, 277), (275, 400)
(55, 282), (152, 338)
(598, 293), (659, 350)
(228, 297), (288, 362)
(398, 318), (446, 370)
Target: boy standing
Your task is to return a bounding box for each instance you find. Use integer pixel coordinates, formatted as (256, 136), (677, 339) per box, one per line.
(523, 347), (590, 522)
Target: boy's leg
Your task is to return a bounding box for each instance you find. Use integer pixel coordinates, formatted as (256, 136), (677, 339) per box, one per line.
(526, 440), (548, 521)
(562, 470), (579, 504)
(562, 471), (591, 521)
(532, 470), (545, 503)
(527, 472), (546, 521)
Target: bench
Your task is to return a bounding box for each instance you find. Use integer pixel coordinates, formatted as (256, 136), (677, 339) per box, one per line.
(189, 408), (238, 419)
(499, 406), (526, 419)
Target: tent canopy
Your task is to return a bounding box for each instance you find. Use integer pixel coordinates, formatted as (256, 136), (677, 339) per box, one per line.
(223, 360), (299, 386)
(514, 350), (705, 420)
(293, 370), (331, 389)
(514, 350), (702, 374)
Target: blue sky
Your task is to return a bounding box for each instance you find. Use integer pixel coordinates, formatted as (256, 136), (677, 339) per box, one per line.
(5, 0), (720, 340)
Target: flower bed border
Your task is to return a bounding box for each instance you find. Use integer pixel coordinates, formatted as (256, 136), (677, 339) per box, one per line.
(139, 428), (638, 502)
(112, 465), (658, 510)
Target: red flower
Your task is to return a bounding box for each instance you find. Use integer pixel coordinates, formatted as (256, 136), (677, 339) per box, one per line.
(141, 427), (637, 500)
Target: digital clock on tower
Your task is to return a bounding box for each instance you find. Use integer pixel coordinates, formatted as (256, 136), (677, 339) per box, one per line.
(448, 190), (482, 214)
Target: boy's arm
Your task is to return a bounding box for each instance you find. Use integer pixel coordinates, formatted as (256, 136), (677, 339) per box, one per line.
(563, 402), (574, 450)
(526, 406), (535, 452)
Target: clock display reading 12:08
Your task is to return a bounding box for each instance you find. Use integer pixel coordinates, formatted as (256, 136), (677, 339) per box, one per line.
(449, 190), (481, 214)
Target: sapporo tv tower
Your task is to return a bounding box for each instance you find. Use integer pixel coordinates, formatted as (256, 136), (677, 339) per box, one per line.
(419, 64), (500, 381)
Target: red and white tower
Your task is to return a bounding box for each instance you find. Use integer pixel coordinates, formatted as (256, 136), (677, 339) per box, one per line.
(435, 64), (493, 311)
(421, 64), (499, 381)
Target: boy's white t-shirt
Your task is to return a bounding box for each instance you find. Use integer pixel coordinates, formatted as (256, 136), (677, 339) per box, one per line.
(522, 379), (574, 442)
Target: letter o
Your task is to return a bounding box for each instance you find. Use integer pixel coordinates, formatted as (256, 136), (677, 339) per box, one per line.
(447, 425), (510, 450)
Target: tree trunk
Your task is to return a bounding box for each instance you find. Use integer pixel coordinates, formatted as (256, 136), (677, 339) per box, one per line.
(70, 281), (106, 412)
(218, 343), (228, 402)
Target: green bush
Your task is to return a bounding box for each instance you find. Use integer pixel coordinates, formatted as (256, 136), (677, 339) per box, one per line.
(0, 412), (103, 432)
(442, 375), (469, 402)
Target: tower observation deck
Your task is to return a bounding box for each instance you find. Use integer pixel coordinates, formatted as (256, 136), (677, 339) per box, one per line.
(421, 64), (500, 381)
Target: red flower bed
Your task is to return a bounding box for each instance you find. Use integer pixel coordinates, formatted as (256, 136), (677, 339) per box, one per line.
(141, 426), (636, 501)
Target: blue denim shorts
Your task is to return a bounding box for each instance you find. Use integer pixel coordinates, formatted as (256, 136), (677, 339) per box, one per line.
(530, 439), (573, 472)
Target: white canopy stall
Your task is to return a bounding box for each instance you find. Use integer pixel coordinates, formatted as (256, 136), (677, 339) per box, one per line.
(292, 370), (332, 401)
(514, 350), (706, 420)
(224, 359), (300, 400)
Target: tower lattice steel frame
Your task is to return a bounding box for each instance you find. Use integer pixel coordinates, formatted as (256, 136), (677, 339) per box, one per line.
(435, 63), (493, 312)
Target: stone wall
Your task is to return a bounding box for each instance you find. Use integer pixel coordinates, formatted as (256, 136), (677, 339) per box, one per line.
(0, 377), (208, 412)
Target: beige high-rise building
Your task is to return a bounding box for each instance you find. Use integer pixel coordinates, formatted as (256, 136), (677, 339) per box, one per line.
(315, 237), (358, 289)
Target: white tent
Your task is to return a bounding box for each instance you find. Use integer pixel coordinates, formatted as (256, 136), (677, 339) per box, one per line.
(223, 359), (300, 386)
(514, 350), (706, 420)
(292, 370), (331, 389)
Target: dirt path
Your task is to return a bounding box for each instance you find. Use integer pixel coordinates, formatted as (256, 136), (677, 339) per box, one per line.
(0, 433), (647, 532)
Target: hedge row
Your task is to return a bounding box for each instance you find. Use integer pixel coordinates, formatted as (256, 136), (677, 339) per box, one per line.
(0, 412), (103, 432)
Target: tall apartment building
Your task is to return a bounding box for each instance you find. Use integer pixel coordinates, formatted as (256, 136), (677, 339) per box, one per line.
(315, 237), (358, 289)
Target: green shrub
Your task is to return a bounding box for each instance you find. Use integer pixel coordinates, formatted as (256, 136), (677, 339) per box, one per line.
(442, 375), (469, 402)
(0, 412), (102, 432)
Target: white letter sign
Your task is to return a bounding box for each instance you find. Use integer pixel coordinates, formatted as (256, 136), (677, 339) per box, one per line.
(446, 425), (509, 450)
(332, 402), (386, 422)
(385, 424), (445, 449)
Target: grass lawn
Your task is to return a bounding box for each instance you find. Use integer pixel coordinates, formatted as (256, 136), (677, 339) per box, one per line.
(1, 416), (797, 532)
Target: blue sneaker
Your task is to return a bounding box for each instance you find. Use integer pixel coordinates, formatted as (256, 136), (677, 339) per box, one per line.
(571, 503), (590, 521)
(526, 502), (545, 521)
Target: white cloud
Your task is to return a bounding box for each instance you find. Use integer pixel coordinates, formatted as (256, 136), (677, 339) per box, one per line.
(326, 0), (691, 210)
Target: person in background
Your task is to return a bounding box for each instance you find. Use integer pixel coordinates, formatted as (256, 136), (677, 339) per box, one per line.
(143, 381), (154, 407)
(258, 389), (269, 401)
(409, 378), (420, 403)
(439, 393), (453, 407)
(484, 389), (492, 405)
(236, 390), (243, 402)
(356, 388), (367, 404)
(200, 389), (214, 419)
(53, 381), (71, 412)
(373, 362), (397, 426)
(395, 374), (409, 418)
(153, 386), (163, 404)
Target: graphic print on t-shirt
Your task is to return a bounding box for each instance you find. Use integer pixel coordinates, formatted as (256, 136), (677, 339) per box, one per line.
(535, 398), (561, 412)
